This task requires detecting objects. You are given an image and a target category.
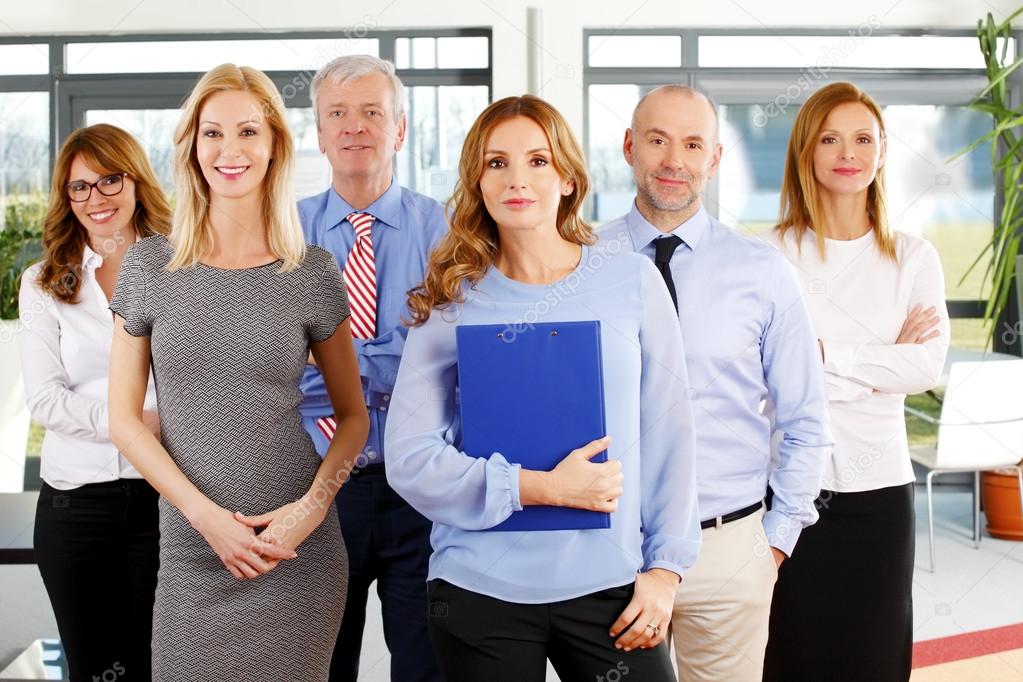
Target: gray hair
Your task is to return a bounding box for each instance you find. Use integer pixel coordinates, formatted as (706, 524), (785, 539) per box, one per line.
(310, 55), (405, 126)
(631, 84), (720, 143)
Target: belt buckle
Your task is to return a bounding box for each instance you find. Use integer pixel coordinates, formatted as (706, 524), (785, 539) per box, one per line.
(714, 515), (724, 530)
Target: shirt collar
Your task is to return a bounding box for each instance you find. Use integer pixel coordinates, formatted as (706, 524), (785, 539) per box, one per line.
(325, 179), (403, 231)
(83, 233), (143, 272)
(82, 242), (103, 271)
(626, 201), (709, 252)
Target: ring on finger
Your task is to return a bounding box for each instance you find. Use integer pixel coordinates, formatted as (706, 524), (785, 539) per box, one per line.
(645, 623), (660, 636)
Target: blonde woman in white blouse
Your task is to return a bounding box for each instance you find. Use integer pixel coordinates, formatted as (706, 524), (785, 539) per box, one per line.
(19, 124), (169, 682)
(763, 82), (948, 682)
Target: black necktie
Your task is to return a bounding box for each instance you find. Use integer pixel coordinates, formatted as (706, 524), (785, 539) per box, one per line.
(654, 235), (683, 314)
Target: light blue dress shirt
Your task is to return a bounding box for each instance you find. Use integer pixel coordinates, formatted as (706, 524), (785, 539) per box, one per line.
(298, 180), (448, 460)
(384, 245), (702, 603)
(598, 204), (831, 556)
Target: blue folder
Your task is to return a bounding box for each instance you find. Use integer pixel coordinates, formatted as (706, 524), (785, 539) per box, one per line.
(455, 321), (610, 531)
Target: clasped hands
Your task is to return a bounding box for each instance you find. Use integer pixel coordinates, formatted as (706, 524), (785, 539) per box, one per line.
(190, 495), (328, 580)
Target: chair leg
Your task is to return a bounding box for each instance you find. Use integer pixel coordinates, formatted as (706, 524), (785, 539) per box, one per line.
(927, 471), (937, 572)
(974, 470), (981, 548)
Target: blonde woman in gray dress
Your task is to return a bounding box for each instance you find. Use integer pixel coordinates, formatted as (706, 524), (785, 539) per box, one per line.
(108, 64), (369, 681)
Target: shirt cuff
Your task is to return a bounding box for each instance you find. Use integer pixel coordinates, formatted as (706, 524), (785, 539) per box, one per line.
(643, 559), (685, 583)
(506, 461), (523, 512)
(763, 510), (804, 557)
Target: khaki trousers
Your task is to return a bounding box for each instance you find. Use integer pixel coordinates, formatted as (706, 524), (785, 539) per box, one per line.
(670, 508), (778, 682)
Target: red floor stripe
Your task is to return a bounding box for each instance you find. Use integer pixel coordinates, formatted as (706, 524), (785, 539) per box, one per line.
(913, 622), (1023, 668)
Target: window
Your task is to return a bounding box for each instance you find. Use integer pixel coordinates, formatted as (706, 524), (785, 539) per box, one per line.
(0, 92), (50, 229)
(66, 38), (379, 74)
(399, 85), (490, 201)
(395, 36), (489, 69)
(584, 29), (1016, 353)
(0, 44), (49, 75)
(85, 109), (180, 192)
(698, 35), (1014, 69)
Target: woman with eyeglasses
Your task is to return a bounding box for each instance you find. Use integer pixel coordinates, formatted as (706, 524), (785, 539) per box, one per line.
(18, 123), (170, 681)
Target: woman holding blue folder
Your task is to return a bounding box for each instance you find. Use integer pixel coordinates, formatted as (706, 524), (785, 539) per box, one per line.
(385, 95), (701, 681)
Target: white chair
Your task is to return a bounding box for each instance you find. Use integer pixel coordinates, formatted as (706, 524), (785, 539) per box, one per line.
(907, 359), (1023, 572)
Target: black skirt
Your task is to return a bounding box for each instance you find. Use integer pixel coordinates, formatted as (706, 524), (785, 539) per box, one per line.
(763, 482), (914, 682)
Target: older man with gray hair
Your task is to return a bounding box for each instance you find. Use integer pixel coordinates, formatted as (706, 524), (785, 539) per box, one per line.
(597, 85), (831, 681)
(298, 54), (447, 682)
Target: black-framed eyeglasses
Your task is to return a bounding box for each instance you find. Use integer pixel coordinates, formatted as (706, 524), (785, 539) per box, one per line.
(66, 173), (127, 203)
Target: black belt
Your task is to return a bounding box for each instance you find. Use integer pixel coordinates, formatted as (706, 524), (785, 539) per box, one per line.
(700, 501), (763, 530)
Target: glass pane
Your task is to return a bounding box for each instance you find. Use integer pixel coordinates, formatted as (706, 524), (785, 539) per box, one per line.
(588, 35), (682, 68)
(397, 85), (490, 202)
(1, 92), (48, 491)
(84, 110), (180, 194)
(717, 104), (797, 235)
(437, 36), (488, 69)
(0, 44), (49, 75)
(395, 37), (489, 69)
(587, 84), (641, 222)
(67, 39), (379, 74)
(1, 92), (50, 230)
(950, 318), (990, 352)
(410, 37), (436, 69)
(883, 105), (993, 305)
(285, 108), (333, 200)
(699, 35), (1014, 69)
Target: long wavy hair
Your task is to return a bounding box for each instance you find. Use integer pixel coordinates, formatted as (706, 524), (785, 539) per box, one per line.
(36, 124), (170, 304)
(407, 95), (594, 326)
(168, 63), (305, 271)
(777, 81), (896, 261)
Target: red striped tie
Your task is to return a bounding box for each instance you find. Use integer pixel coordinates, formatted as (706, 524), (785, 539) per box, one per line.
(343, 212), (377, 340)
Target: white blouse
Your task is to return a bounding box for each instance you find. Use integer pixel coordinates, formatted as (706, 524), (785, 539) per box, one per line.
(765, 227), (949, 493)
(18, 243), (157, 490)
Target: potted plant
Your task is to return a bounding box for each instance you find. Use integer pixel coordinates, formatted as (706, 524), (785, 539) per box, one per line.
(0, 192), (45, 492)
(959, 7), (1023, 539)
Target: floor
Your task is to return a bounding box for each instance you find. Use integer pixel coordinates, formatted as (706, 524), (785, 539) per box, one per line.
(1, 486), (1021, 680)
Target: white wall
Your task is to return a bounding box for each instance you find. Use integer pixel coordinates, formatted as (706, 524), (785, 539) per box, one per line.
(0, 0), (1018, 131)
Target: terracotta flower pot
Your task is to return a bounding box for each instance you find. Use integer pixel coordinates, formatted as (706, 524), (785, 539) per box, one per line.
(981, 469), (1023, 541)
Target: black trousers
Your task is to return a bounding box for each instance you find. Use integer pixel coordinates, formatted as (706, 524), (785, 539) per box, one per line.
(764, 482), (915, 682)
(329, 465), (441, 682)
(427, 579), (675, 682)
(34, 479), (160, 682)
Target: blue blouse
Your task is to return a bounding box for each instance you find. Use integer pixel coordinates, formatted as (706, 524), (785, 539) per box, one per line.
(384, 244), (701, 603)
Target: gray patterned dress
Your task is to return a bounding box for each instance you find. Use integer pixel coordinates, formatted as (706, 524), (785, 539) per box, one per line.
(109, 234), (348, 681)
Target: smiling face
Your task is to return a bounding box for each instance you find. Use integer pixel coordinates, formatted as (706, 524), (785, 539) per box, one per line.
(811, 101), (885, 200)
(624, 89), (722, 220)
(315, 71), (406, 185)
(478, 116), (574, 235)
(195, 89), (273, 200)
(67, 154), (137, 250)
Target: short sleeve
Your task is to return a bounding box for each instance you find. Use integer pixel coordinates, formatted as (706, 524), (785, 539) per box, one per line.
(309, 252), (351, 342)
(109, 244), (152, 337)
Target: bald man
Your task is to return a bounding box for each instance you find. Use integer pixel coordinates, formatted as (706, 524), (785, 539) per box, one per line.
(597, 85), (831, 681)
